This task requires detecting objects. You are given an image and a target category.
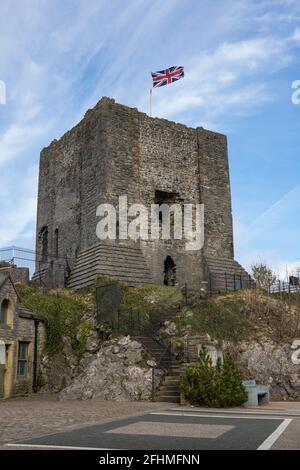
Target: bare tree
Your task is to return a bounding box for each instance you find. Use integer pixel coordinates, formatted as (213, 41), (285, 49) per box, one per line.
(251, 262), (277, 290)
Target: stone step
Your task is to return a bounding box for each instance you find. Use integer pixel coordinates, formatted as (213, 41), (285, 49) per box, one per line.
(68, 242), (153, 289)
(155, 390), (180, 398)
(163, 381), (180, 386)
(69, 266), (152, 283)
(69, 276), (153, 290)
(208, 263), (245, 269)
(74, 252), (149, 266)
(205, 256), (252, 293)
(69, 278), (152, 290)
(154, 396), (180, 403)
(31, 267), (48, 282)
(74, 257), (149, 271)
(72, 262), (152, 277)
(69, 272), (153, 287)
(78, 243), (146, 258)
(74, 269), (151, 284)
(69, 269), (152, 284)
(206, 256), (244, 265)
(158, 384), (180, 391)
(69, 268), (152, 283)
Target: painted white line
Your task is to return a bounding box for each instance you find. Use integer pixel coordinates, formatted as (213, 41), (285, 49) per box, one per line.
(6, 443), (118, 450)
(170, 407), (300, 417)
(257, 418), (292, 450)
(151, 411), (283, 421)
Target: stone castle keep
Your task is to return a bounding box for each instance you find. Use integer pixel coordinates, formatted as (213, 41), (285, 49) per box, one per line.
(33, 97), (249, 291)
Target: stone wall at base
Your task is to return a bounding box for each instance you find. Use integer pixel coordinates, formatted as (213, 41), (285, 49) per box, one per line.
(0, 274), (45, 398)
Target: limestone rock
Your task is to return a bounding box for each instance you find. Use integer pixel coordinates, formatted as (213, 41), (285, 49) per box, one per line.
(85, 329), (100, 352)
(59, 336), (163, 401)
(230, 337), (300, 400)
(147, 360), (156, 368)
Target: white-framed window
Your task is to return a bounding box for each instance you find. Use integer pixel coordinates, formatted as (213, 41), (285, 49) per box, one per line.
(17, 342), (29, 376)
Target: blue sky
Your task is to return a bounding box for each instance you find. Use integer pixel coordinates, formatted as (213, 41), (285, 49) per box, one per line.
(0, 0), (299, 279)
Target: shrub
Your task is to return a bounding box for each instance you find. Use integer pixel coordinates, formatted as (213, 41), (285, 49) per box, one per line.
(176, 299), (253, 342)
(181, 348), (247, 407)
(251, 262), (276, 290)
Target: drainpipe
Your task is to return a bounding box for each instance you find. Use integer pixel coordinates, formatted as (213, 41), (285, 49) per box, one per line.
(32, 319), (39, 393)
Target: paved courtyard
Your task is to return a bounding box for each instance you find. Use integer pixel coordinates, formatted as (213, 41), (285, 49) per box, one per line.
(1, 395), (300, 450)
(0, 393), (168, 447)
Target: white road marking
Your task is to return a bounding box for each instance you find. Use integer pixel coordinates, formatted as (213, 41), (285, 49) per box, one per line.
(5, 413), (292, 451)
(151, 411), (283, 420)
(257, 418), (292, 450)
(170, 407), (300, 417)
(5, 443), (117, 450)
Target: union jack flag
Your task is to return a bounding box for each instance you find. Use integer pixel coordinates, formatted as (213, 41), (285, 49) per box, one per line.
(151, 66), (184, 88)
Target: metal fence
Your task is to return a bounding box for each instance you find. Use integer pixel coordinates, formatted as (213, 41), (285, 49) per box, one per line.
(207, 271), (300, 296)
(208, 272), (255, 294)
(268, 280), (300, 294)
(0, 246), (35, 276)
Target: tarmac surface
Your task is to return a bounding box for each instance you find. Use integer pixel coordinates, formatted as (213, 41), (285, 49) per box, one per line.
(2, 395), (300, 450)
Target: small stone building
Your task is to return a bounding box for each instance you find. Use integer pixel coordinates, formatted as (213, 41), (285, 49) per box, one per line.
(0, 270), (45, 398)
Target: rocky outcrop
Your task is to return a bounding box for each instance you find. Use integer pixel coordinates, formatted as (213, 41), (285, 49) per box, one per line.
(231, 337), (300, 400)
(59, 336), (163, 401)
(156, 315), (300, 400)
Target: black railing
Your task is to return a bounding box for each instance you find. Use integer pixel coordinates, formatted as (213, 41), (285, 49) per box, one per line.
(268, 280), (300, 294)
(207, 272), (300, 296)
(151, 342), (172, 402)
(208, 272), (255, 294)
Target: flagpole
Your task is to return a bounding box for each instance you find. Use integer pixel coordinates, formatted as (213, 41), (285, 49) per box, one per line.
(150, 88), (152, 117)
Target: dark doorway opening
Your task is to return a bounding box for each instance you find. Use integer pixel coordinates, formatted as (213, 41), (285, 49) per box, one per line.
(155, 190), (181, 205)
(164, 256), (176, 286)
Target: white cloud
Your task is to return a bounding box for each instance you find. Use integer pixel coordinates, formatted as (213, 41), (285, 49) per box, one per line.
(0, 0), (299, 253)
(235, 184), (300, 280)
(0, 165), (38, 247)
(236, 248), (300, 281)
(0, 122), (49, 166)
(145, 36), (292, 125)
(290, 27), (300, 44)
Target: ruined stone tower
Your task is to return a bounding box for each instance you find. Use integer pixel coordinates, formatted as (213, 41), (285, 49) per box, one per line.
(33, 97), (249, 291)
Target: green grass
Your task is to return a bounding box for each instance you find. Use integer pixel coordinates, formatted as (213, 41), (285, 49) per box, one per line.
(176, 297), (253, 342)
(17, 285), (92, 356)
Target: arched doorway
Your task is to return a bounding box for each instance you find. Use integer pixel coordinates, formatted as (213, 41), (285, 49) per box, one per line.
(164, 256), (176, 286)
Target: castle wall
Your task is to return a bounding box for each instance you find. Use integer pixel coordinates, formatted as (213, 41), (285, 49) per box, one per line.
(35, 97), (234, 289)
(197, 128), (234, 259)
(35, 102), (112, 286)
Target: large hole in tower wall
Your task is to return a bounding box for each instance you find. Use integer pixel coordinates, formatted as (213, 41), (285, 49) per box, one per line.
(164, 255), (176, 286)
(154, 190), (181, 205)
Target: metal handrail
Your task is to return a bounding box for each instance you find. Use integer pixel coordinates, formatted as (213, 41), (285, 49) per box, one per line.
(151, 342), (172, 402)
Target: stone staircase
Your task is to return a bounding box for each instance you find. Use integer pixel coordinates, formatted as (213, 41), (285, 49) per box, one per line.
(68, 242), (153, 290)
(148, 306), (181, 331)
(134, 336), (172, 369)
(135, 335), (181, 403)
(154, 364), (181, 403)
(205, 256), (252, 293)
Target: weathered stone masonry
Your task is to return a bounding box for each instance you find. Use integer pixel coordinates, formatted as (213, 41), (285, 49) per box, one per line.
(34, 97), (247, 290)
(0, 270), (45, 398)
